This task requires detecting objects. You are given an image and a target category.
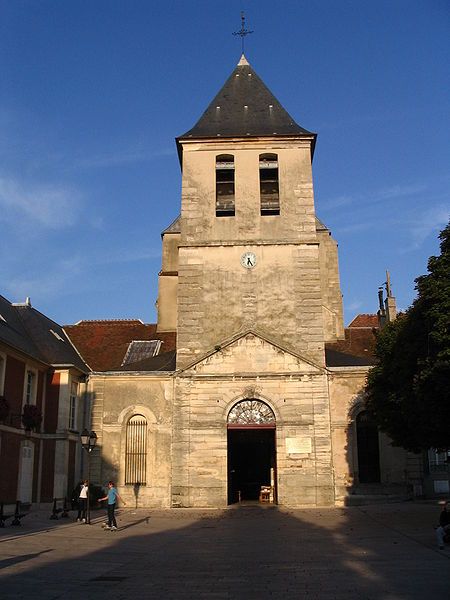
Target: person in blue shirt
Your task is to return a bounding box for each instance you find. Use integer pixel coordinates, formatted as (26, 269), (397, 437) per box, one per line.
(98, 481), (126, 531)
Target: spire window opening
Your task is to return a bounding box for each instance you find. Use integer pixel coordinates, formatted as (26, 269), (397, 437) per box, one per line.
(259, 154), (280, 215)
(216, 154), (235, 217)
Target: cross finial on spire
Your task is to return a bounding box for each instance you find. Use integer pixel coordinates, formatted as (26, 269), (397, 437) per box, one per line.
(232, 11), (253, 54)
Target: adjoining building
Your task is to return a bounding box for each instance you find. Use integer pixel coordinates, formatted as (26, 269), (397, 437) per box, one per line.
(0, 295), (89, 506)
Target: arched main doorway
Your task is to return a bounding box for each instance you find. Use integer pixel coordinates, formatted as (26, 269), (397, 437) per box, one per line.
(227, 399), (276, 504)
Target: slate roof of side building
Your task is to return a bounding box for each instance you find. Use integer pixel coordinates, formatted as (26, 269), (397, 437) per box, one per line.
(177, 55), (316, 158)
(0, 295), (88, 372)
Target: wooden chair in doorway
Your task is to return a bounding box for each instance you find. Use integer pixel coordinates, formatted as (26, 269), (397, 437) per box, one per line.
(259, 486), (272, 503)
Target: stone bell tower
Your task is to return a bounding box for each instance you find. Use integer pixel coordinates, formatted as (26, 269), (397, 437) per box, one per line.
(173, 55), (343, 368)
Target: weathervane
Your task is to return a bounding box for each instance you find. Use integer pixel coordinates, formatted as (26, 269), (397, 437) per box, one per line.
(233, 12), (253, 54)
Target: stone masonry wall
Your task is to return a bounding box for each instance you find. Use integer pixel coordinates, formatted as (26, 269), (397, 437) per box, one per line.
(317, 227), (345, 341)
(328, 369), (408, 503)
(176, 139), (326, 369)
(172, 335), (334, 508)
(176, 243), (325, 368)
(88, 374), (173, 508)
(171, 371), (334, 507)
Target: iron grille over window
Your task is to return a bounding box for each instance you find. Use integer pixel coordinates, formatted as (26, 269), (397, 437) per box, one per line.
(228, 400), (275, 425)
(216, 154), (235, 216)
(259, 153), (279, 215)
(125, 415), (147, 485)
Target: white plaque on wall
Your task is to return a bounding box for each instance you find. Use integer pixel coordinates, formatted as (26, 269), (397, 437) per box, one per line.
(286, 437), (312, 454)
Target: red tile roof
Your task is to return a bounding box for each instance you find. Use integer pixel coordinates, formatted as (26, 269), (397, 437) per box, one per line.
(64, 320), (176, 372)
(324, 313), (379, 365)
(325, 326), (377, 363)
(348, 314), (379, 328)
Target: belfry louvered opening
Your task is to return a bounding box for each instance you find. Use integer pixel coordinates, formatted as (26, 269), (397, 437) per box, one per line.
(125, 415), (147, 485)
(216, 154), (235, 216)
(259, 153), (280, 215)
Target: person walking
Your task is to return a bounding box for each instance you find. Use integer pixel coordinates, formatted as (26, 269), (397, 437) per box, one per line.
(98, 481), (126, 531)
(436, 500), (450, 549)
(76, 480), (89, 522)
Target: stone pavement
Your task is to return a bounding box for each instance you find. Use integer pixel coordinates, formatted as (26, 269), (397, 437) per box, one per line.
(0, 501), (448, 599)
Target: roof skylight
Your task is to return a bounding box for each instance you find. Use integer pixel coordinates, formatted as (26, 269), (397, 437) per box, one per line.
(50, 329), (65, 341)
(121, 340), (162, 366)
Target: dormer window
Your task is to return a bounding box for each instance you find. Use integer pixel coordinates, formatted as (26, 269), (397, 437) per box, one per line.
(259, 153), (280, 215)
(216, 154), (235, 217)
(50, 329), (64, 341)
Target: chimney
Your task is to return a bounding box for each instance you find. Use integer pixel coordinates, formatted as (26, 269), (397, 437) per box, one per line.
(377, 287), (386, 328)
(377, 271), (397, 328)
(384, 271), (397, 322)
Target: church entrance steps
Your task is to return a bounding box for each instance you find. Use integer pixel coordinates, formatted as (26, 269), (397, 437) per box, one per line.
(345, 494), (412, 506)
(345, 483), (411, 505)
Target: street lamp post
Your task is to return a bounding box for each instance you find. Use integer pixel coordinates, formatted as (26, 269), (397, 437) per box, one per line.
(80, 429), (97, 524)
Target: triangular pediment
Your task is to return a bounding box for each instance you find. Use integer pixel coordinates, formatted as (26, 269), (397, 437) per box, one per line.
(178, 329), (323, 376)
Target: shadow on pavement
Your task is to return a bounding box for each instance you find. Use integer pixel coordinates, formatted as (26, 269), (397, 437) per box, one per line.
(0, 503), (448, 599)
(0, 548), (53, 570)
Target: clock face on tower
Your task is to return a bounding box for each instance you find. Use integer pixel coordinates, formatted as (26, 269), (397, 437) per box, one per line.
(241, 252), (257, 269)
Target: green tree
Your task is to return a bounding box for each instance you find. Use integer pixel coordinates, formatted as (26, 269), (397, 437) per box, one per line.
(365, 221), (450, 452)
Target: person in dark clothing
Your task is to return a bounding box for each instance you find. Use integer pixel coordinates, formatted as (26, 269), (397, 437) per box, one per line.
(71, 481), (82, 511)
(436, 501), (450, 549)
(76, 480), (89, 522)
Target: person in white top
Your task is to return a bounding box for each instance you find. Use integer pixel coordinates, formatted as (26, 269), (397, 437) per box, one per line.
(76, 480), (89, 523)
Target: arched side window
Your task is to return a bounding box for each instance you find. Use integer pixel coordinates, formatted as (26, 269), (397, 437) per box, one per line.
(216, 154), (235, 217)
(259, 153), (279, 215)
(125, 415), (147, 485)
(356, 410), (380, 483)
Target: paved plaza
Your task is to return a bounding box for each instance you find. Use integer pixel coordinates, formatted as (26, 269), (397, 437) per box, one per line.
(0, 501), (448, 599)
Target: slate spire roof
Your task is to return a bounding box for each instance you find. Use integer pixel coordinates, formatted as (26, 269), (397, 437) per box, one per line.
(178, 54), (316, 144)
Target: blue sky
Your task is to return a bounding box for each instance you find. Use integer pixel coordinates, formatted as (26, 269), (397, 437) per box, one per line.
(1, 1), (449, 325)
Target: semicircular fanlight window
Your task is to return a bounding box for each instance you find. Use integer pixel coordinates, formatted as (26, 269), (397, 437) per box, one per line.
(228, 400), (275, 425)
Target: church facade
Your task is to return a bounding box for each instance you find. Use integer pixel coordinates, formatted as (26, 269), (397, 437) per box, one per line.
(65, 56), (415, 508)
